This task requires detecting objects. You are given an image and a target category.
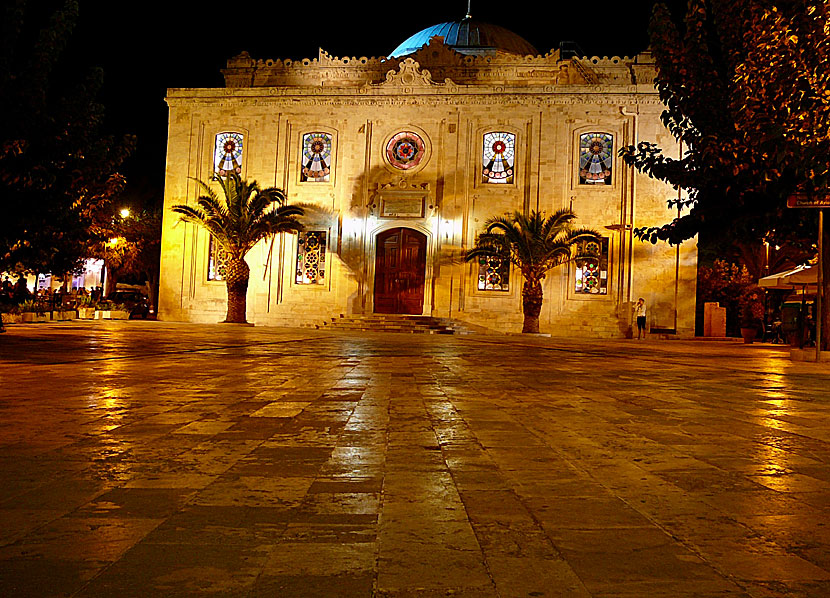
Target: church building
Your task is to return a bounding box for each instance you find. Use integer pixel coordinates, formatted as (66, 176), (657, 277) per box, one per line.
(158, 15), (697, 337)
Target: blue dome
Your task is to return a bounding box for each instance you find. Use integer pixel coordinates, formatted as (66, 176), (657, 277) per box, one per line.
(390, 18), (538, 58)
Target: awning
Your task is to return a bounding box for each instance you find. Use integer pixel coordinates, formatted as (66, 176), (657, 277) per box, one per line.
(758, 264), (817, 289)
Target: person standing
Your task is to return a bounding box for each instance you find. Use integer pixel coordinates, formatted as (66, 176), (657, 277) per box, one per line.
(635, 297), (647, 339)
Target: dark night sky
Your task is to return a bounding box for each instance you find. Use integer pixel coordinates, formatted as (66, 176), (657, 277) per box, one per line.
(67, 0), (688, 199)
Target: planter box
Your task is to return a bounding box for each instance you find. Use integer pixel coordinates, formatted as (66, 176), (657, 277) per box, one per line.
(95, 310), (130, 320)
(78, 307), (96, 320)
(56, 310), (77, 321)
(740, 327), (758, 344)
(21, 312), (49, 323)
(1, 313), (23, 325)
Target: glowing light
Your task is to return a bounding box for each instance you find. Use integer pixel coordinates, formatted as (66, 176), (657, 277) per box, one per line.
(119, 208), (131, 218)
(342, 217), (364, 240)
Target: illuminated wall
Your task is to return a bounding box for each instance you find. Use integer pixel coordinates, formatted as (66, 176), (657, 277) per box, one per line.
(158, 42), (697, 337)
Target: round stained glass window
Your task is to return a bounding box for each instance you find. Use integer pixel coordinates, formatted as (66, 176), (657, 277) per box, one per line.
(386, 131), (427, 170)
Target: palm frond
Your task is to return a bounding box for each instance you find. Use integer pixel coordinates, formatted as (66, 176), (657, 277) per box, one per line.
(468, 209), (598, 278)
(539, 208), (577, 243)
(190, 177), (219, 205)
(565, 227), (602, 243)
(170, 204), (207, 224)
(195, 195), (227, 221)
(171, 174), (305, 260)
(463, 232), (509, 262)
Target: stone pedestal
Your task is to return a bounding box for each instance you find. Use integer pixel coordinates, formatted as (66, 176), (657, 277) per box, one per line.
(703, 302), (726, 337)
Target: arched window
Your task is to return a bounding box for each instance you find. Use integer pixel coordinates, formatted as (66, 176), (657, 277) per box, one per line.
(574, 238), (609, 295)
(579, 133), (613, 185)
(207, 236), (230, 281)
(301, 133), (332, 182)
(482, 132), (515, 184)
(477, 255), (510, 291)
(214, 132), (244, 176)
(296, 231), (327, 285)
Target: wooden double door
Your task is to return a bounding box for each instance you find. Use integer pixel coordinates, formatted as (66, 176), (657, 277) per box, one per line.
(374, 227), (427, 314)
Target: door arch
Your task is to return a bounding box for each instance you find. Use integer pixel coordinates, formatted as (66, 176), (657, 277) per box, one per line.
(374, 227), (427, 314)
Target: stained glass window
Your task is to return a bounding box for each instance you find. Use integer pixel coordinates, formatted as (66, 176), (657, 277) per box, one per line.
(574, 238), (609, 295)
(208, 236), (230, 281)
(214, 132), (244, 176)
(386, 131), (426, 170)
(301, 133), (332, 182)
(482, 132), (515, 184)
(579, 133), (613, 185)
(296, 231), (327, 285)
(478, 255), (510, 291)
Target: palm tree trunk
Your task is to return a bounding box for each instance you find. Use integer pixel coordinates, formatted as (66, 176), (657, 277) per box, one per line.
(522, 278), (543, 333)
(224, 257), (250, 324)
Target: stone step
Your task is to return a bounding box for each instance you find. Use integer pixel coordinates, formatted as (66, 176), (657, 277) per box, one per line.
(319, 314), (468, 335)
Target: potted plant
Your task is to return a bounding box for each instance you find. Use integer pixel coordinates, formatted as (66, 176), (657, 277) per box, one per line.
(109, 303), (130, 320)
(0, 304), (23, 325)
(740, 289), (764, 344)
(77, 296), (97, 319)
(20, 300), (49, 323)
(56, 302), (77, 321)
(95, 300), (112, 319)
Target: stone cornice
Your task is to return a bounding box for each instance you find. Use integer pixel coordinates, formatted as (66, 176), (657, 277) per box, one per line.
(165, 93), (664, 109)
(166, 84), (660, 104)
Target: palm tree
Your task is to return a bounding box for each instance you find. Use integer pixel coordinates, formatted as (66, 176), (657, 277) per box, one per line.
(172, 174), (303, 324)
(465, 209), (598, 333)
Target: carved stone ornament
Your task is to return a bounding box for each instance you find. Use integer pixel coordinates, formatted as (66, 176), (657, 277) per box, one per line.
(376, 58), (454, 90)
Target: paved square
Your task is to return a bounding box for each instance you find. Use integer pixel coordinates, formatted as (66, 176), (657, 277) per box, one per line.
(1, 321), (830, 597)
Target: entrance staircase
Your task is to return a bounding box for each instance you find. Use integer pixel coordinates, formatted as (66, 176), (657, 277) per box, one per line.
(318, 314), (473, 335)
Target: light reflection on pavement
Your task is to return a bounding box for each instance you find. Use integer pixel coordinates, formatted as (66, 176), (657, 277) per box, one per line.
(1, 321), (829, 597)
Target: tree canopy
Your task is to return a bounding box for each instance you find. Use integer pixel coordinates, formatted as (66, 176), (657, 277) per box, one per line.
(0, 0), (134, 275)
(622, 0), (830, 348)
(620, 0), (826, 249)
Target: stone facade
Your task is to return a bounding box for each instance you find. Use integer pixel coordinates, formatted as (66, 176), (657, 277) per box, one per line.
(159, 36), (697, 337)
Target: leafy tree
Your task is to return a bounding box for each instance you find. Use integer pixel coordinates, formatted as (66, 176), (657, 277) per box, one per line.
(732, 0), (830, 349)
(697, 260), (756, 335)
(465, 209), (597, 334)
(172, 175), (303, 324)
(620, 0), (829, 346)
(92, 203), (162, 304)
(0, 0), (134, 276)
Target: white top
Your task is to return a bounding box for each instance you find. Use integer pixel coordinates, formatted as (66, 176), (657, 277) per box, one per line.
(635, 302), (646, 317)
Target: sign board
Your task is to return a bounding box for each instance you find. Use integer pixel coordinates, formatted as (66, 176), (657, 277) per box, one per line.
(787, 192), (830, 208)
(381, 197), (424, 218)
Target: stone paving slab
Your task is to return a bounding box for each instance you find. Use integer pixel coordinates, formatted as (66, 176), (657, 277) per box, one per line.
(0, 321), (830, 596)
